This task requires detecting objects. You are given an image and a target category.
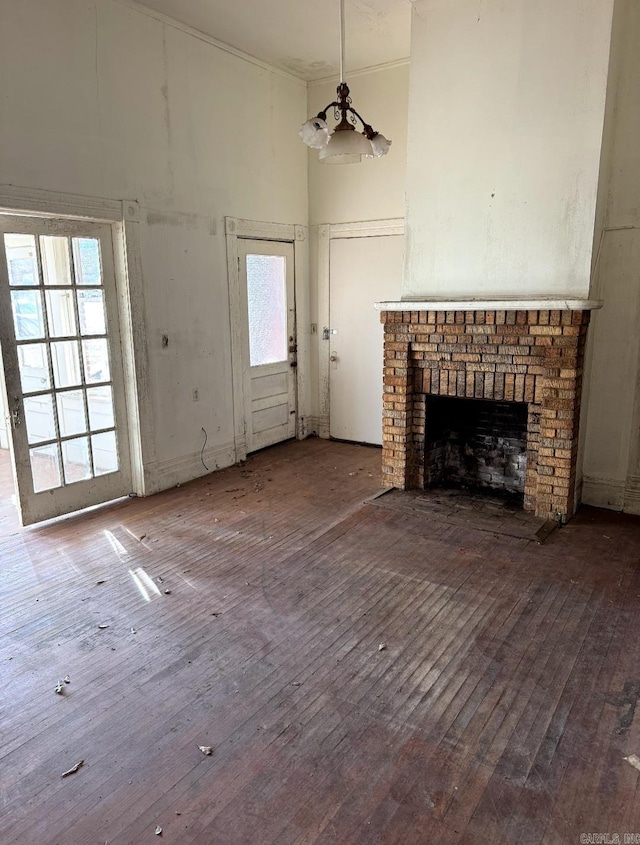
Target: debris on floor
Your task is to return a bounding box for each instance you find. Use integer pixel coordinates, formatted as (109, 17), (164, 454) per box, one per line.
(55, 680), (64, 695)
(198, 745), (213, 756)
(131, 627), (137, 634)
(378, 643), (387, 652)
(624, 754), (640, 772)
(98, 624), (109, 629)
(64, 676), (70, 684)
(96, 579), (105, 585)
(155, 824), (162, 835)
(61, 760), (84, 778)
(164, 589), (172, 595)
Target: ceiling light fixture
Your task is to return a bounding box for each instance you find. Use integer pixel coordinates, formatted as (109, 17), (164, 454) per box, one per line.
(299, 0), (391, 164)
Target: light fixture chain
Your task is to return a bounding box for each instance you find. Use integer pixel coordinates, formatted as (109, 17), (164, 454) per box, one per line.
(340, 0), (345, 84)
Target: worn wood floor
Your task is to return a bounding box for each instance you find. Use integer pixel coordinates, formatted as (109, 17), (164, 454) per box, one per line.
(1, 438), (640, 844)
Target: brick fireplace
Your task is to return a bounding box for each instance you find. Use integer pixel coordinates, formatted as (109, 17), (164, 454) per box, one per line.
(377, 304), (596, 522)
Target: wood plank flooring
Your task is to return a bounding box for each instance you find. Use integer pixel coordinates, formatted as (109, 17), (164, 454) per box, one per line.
(1, 438), (640, 844)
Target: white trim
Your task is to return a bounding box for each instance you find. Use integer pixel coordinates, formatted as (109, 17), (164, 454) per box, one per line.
(152, 441), (236, 490)
(225, 217), (297, 241)
(304, 415), (321, 436)
(308, 57), (411, 87)
(118, 0), (306, 85)
(329, 219), (405, 239)
(375, 298), (603, 312)
(582, 474), (625, 511)
(113, 205), (154, 496)
(624, 475), (640, 515)
(0, 184), (124, 222)
(317, 218), (405, 440)
(225, 217), (309, 460)
(317, 224), (331, 439)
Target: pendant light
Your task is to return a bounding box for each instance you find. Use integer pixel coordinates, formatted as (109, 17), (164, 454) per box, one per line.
(299, 0), (391, 164)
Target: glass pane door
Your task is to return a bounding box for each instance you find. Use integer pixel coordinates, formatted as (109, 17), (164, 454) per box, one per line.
(0, 217), (131, 526)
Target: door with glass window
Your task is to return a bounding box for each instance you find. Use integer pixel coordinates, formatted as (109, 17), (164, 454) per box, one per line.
(0, 216), (131, 526)
(238, 240), (296, 453)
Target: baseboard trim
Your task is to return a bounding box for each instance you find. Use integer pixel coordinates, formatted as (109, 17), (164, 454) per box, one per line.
(146, 440), (236, 494)
(581, 474), (626, 511)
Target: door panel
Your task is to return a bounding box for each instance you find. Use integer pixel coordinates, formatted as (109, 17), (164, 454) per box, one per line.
(0, 216), (131, 525)
(329, 234), (404, 445)
(238, 240), (296, 453)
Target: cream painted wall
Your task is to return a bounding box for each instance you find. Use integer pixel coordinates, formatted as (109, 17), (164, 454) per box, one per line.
(308, 64), (409, 226)
(581, 0), (640, 513)
(0, 0), (308, 490)
(306, 64), (409, 426)
(403, 0), (614, 299)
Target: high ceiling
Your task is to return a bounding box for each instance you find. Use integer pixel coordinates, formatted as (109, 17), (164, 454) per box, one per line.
(136, 0), (412, 81)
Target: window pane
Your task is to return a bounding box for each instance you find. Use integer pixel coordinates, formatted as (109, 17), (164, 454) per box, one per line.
(73, 238), (102, 285)
(77, 289), (106, 335)
(246, 254), (287, 366)
(30, 444), (61, 492)
(46, 289), (77, 337)
(5, 234), (39, 286)
(18, 344), (50, 393)
(24, 394), (56, 445)
(57, 390), (87, 437)
(41, 236), (71, 286)
(11, 290), (44, 340)
(92, 431), (118, 476)
(51, 341), (82, 388)
(87, 386), (114, 431)
(82, 338), (110, 384)
(62, 436), (92, 483)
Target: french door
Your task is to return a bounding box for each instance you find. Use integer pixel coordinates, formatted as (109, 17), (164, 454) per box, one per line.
(238, 240), (297, 453)
(0, 215), (131, 526)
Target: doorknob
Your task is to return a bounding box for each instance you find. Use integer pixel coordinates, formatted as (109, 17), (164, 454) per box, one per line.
(329, 355), (338, 362)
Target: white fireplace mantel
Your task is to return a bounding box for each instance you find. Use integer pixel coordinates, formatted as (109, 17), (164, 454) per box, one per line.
(374, 297), (603, 312)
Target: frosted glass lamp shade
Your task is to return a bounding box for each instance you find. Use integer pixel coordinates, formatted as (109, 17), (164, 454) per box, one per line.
(318, 129), (374, 164)
(367, 133), (392, 158)
(299, 117), (330, 150)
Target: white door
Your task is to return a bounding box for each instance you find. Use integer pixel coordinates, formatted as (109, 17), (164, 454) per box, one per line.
(0, 216), (132, 526)
(238, 240), (296, 453)
(329, 234), (404, 445)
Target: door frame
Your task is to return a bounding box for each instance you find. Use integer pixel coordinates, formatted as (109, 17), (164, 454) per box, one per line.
(225, 217), (309, 462)
(0, 183), (152, 507)
(317, 218), (404, 439)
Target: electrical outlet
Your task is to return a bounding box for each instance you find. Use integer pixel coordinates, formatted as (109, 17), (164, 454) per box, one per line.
(192, 388), (199, 402)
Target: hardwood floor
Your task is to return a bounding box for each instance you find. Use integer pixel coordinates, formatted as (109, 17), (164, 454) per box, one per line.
(1, 438), (640, 844)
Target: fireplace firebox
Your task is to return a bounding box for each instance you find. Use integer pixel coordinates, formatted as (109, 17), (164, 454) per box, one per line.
(424, 395), (528, 497)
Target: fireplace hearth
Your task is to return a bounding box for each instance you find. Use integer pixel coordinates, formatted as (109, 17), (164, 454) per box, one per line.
(376, 303), (598, 522)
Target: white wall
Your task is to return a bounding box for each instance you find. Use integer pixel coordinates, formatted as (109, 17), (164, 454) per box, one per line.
(403, 0), (614, 299)
(0, 0), (308, 490)
(307, 64), (409, 426)
(581, 0), (640, 512)
(308, 64), (409, 226)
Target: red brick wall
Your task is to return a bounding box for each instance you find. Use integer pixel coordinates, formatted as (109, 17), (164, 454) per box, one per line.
(380, 309), (590, 521)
